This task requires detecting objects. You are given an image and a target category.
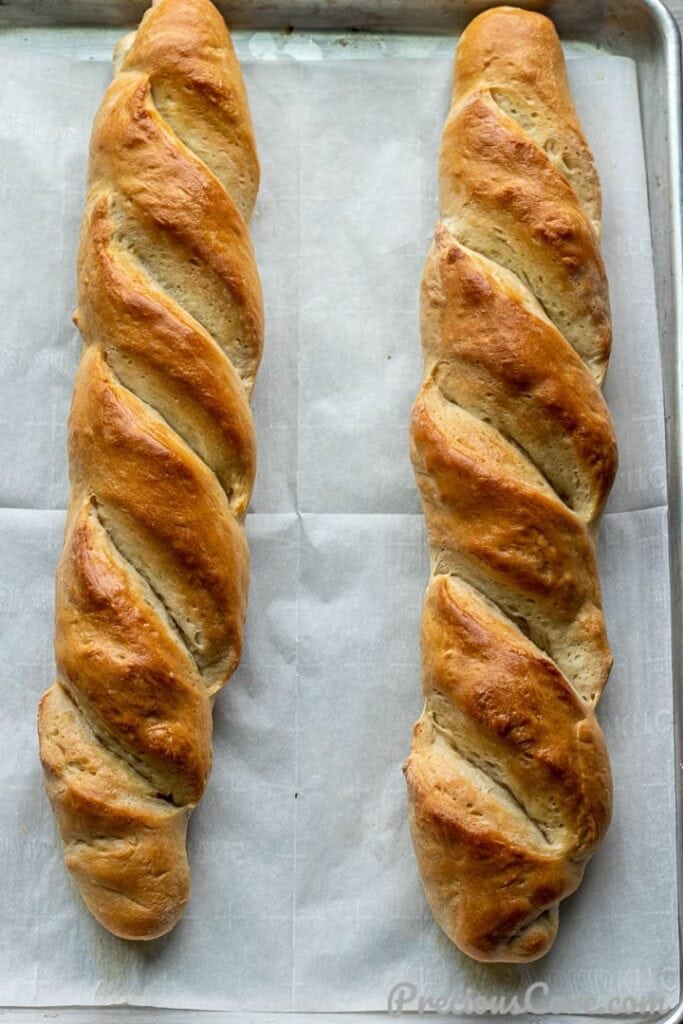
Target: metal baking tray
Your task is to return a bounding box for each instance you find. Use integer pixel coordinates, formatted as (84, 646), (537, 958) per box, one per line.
(0, 1), (680, 1022)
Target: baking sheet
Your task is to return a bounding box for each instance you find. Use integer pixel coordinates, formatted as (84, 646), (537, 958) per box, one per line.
(0, 40), (678, 1014)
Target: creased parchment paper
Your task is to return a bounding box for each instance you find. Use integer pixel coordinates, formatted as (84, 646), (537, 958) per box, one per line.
(0, 41), (677, 1014)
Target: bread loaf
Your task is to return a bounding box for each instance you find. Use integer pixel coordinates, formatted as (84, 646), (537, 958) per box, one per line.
(38, 0), (262, 940)
(404, 7), (617, 962)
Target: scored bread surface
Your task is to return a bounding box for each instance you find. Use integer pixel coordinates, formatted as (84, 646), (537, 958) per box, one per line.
(38, 0), (262, 940)
(404, 6), (617, 963)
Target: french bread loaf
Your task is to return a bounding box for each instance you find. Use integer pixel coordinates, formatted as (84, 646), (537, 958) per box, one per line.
(404, 7), (617, 962)
(38, 0), (262, 940)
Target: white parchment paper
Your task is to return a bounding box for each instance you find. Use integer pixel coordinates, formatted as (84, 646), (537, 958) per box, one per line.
(0, 41), (677, 1014)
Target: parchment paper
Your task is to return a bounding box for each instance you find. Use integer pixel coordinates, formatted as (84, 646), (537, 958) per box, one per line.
(0, 41), (677, 1014)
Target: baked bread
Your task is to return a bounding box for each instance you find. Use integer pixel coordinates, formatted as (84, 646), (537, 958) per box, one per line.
(38, 0), (262, 940)
(404, 7), (617, 962)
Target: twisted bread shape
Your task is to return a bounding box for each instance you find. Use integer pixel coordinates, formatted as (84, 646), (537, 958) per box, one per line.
(38, 0), (262, 940)
(404, 7), (617, 963)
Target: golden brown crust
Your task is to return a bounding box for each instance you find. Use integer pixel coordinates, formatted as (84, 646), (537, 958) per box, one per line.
(39, 684), (191, 940)
(68, 344), (250, 685)
(38, 0), (262, 940)
(453, 6), (601, 232)
(440, 10), (610, 383)
(54, 499), (213, 807)
(411, 380), (612, 705)
(116, 0), (259, 218)
(406, 8), (615, 963)
(421, 226), (617, 520)
(77, 192), (257, 515)
(88, 68), (262, 392)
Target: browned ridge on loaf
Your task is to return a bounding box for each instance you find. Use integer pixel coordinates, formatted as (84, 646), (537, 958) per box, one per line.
(404, 6), (617, 963)
(38, 0), (263, 940)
